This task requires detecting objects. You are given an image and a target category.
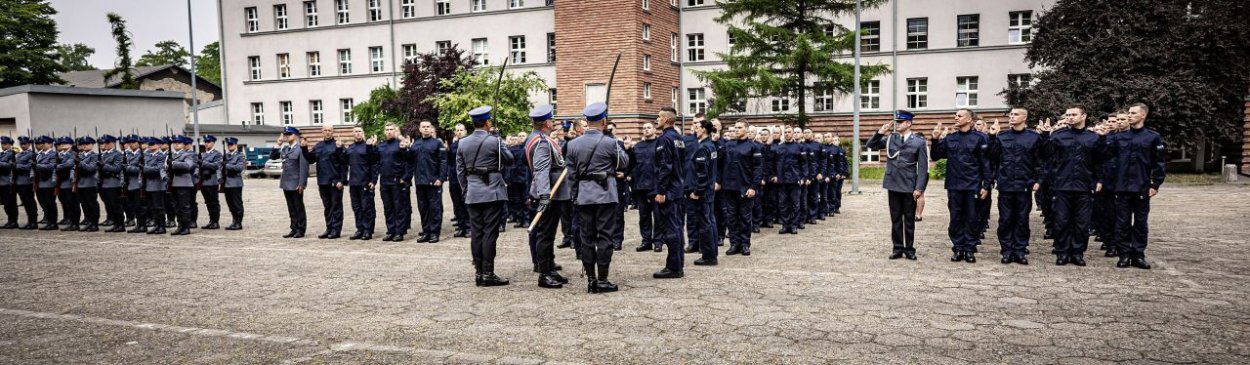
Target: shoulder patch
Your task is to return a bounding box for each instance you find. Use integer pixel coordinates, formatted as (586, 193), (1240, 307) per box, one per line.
(752, 153), (763, 157)
(674, 140), (685, 149)
(1155, 144), (1164, 150)
(710, 151), (718, 159)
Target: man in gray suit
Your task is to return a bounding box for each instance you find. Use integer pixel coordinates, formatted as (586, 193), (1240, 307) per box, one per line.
(456, 106), (512, 287)
(524, 104), (570, 289)
(866, 110), (929, 260)
(222, 137), (246, 230)
(142, 137), (169, 235)
(271, 127), (310, 238)
(565, 102), (629, 294)
(98, 135), (126, 233)
(169, 136), (198, 235)
(198, 135), (224, 230)
(74, 136), (100, 232)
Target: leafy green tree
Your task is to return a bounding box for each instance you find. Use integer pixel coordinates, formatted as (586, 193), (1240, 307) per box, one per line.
(195, 41), (221, 85)
(136, 40), (191, 68)
(693, 0), (890, 128)
(54, 43), (96, 71)
(390, 46), (476, 134)
(0, 0), (66, 87)
(352, 84), (403, 138)
(103, 12), (137, 89)
(433, 67), (548, 136)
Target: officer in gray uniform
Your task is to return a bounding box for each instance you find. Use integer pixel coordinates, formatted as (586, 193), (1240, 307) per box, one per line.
(98, 135), (127, 232)
(271, 127), (310, 238)
(125, 136), (149, 233)
(0, 136), (16, 228)
(55, 137), (79, 231)
(565, 102), (629, 293)
(142, 137), (169, 234)
(866, 110), (929, 260)
(222, 137), (246, 230)
(199, 135), (223, 229)
(13, 137), (38, 229)
(169, 136), (198, 235)
(74, 136), (101, 232)
(34, 136), (59, 230)
(456, 106), (512, 287)
(524, 104), (570, 289)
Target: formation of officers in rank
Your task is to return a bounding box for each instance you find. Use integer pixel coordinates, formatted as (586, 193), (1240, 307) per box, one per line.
(0, 134), (245, 235)
(871, 103), (1164, 270)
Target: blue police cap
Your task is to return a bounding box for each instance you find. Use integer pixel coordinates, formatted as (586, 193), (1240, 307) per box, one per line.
(283, 126), (300, 135)
(99, 134), (116, 144)
(203, 135), (217, 143)
(76, 136), (96, 145)
(894, 110), (915, 122)
(469, 106), (493, 123)
(0, 136), (12, 144)
(160, 137), (172, 145)
(583, 102), (607, 122)
(529, 104), (554, 122)
(225, 137), (239, 145)
(144, 137), (158, 145)
(55, 137), (73, 146)
(127, 134), (141, 143)
(17, 136), (32, 145)
(36, 136), (53, 144)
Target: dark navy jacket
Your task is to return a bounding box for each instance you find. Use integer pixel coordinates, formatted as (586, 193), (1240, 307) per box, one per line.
(344, 141), (378, 187)
(803, 141), (824, 179)
(446, 139), (459, 185)
(829, 144), (848, 178)
(654, 127), (685, 200)
(506, 144), (529, 185)
(1045, 126), (1103, 193)
(409, 137), (446, 186)
(309, 139), (347, 186)
(932, 129), (992, 192)
(376, 138), (411, 186)
(684, 137), (717, 201)
(1102, 127), (1165, 194)
(627, 138), (657, 194)
(988, 128), (1045, 192)
(719, 138), (763, 193)
(772, 141), (807, 184)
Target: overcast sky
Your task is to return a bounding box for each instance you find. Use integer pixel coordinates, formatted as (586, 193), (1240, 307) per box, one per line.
(49, 0), (221, 70)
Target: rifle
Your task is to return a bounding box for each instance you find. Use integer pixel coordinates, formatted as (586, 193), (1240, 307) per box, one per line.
(195, 137), (203, 192)
(219, 138), (228, 193)
(71, 127), (79, 194)
(52, 131), (60, 197)
(29, 128), (36, 194)
(491, 57), (510, 107)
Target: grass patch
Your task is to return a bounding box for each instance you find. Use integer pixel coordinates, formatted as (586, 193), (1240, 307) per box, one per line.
(1166, 173), (1223, 185)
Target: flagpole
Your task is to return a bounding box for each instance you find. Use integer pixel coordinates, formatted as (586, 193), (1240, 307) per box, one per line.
(850, 0), (863, 194)
(187, 0), (201, 153)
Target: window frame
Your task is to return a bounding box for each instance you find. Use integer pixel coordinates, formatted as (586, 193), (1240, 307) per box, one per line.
(860, 21), (880, 52)
(1009, 11), (1033, 44)
(472, 0), (487, 12)
(251, 102), (265, 125)
(401, 0), (416, 18)
(955, 76), (979, 107)
(436, 0), (451, 15)
(957, 14), (979, 47)
(906, 78), (928, 109)
(546, 33), (556, 63)
(509, 35), (527, 64)
(307, 51), (321, 77)
(472, 38), (489, 66)
(906, 17), (928, 50)
(340, 98), (354, 124)
(334, 0), (349, 24)
(369, 46), (384, 73)
(310, 100), (324, 124)
(248, 56), (261, 80)
(274, 4), (289, 30)
(280, 101), (294, 125)
(686, 33), (704, 62)
(337, 48), (352, 75)
(687, 87), (707, 115)
(642, 54), (651, 71)
(861, 79), (880, 110)
(244, 7), (259, 33)
(304, 1), (319, 27)
(277, 53), (291, 79)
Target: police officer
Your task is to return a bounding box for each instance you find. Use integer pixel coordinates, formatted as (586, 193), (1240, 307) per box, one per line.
(125, 137), (149, 233)
(987, 108), (1044, 265)
(377, 123), (412, 242)
(652, 107), (686, 279)
(221, 137), (246, 230)
(686, 120), (718, 266)
(628, 122), (659, 252)
(96, 135), (125, 232)
(932, 109), (992, 263)
(524, 104), (571, 289)
(142, 137), (169, 234)
(506, 133), (528, 228)
(760, 128), (778, 228)
(12, 137), (39, 229)
(73, 136), (100, 232)
(271, 127), (310, 238)
(1046, 105), (1104, 266)
(827, 133), (848, 215)
(0, 136), (16, 228)
(54, 137), (79, 231)
(309, 124), (347, 239)
(721, 120), (763, 256)
(169, 136), (198, 235)
(345, 127), (378, 240)
(447, 124), (469, 238)
(34, 136), (59, 230)
(566, 102), (629, 292)
(802, 129), (824, 225)
(867, 111), (929, 260)
(411, 121), (447, 243)
(1104, 103), (1164, 269)
(457, 106), (512, 287)
(606, 123), (628, 250)
(198, 135), (224, 230)
(772, 127), (806, 235)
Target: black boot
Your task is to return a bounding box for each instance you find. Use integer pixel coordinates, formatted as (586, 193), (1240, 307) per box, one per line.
(125, 218), (136, 227)
(1, 222), (17, 229)
(201, 222), (220, 230)
(477, 261), (510, 287)
(225, 221), (242, 230)
(595, 264), (618, 293)
(100, 219), (114, 227)
(473, 260), (484, 286)
(583, 262), (598, 293)
(538, 269), (564, 289)
(20, 222), (38, 230)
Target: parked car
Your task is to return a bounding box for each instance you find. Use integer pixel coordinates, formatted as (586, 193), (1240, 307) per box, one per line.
(246, 147), (274, 170)
(261, 158), (316, 178)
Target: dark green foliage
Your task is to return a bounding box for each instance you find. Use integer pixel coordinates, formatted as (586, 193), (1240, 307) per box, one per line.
(0, 0), (66, 87)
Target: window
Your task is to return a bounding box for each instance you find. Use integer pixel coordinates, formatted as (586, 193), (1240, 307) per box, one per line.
(248, 56), (261, 80)
(956, 76), (978, 107)
(642, 55), (651, 71)
(727, 31), (735, 50)
(340, 98), (354, 123)
(585, 84), (606, 104)
(671, 87), (678, 109)
(401, 0), (415, 18)
(472, 38), (489, 65)
(860, 21), (880, 52)
(861, 80), (880, 110)
(277, 53), (291, 79)
(687, 0), (704, 6)
(274, 4), (289, 30)
(436, 0), (450, 15)
(907, 78), (928, 109)
(643, 83), (652, 99)
(862, 145), (880, 163)
(509, 36), (526, 64)
(642, 0), (649, 11)
(436, 41), (452, 55)
(906, 18), (928, 49)
(1008, 73), (1032, 89)
(510, 0), (524, 9)
(1009, 11), (1033, 44)
(304, 1), (319, 27)
(369, 46), (384, 73)
(307, 52), (321, 76)
(957, 14), (979, 47)
(251, 103), (265, 125)
(472, 0), (486, 12)
(546, 33), (556, 62)
(686, 33), (704, 61)
(367, 0), (382, 21)
(771, 95), (791, 113)
(402, 44), (417, 62)
(549, 88), (557, 107)
(337, 49), (352, 75)
(310, 100), (324, 124)
(642, 24), (651, 41)
(335, 0), (349, 24)
(814, 85), (832, 112)
(280, 101), (294, 125)
(670, 33), (679, 62)
(244, 7), (258, 32)
(687, 88), (706, 115)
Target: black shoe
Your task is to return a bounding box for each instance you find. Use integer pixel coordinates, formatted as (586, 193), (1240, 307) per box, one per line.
(549, 271), (568, 283)
(1017, 256), (1029, 265)
(128, 226), (147, 233)
(951, 251), (965, 262)
(416, 234), (430, 243)
(225, 222), (242, 230)
(555, 241), (571, 248)
(477, 273), (510, 287)
(726, 246), (741, 256)
(1056, 255), (1070, 266)
(652, 268), (684, 279)
(635, 245), (653, 252)
(1130, 258), (1152, 270)
(594, 279), (619, 293)
(283, 230), (297, 238)
(106, 225), (127, 233)
(653, 245), (663, 252)
(1, 222), (18, 229)
(889, 252), (904, 260)
(693, 258), (717, 266)
(684, 246), (698, 253)
(613, 242), (623, 251)
(717, 239), (724, 247)
(81, 224), (98, 232)
(292, 231), (305, 238)
(979, 233), (986, 240)
(318, 231), (331, 239)
(349, 232), (363, 240)
(586, 279), (599, 293)
(797, 224), (806, 230)
(40, 223), (58, 231)
(752, 227), (760, 233)
(170, 228), (190, 236)
(453, 229), (469, 238)
(1002, 256), (1012, 264)
(148, 227), (166, 235)
(1116, 257), (1131, 268)
(427, 235), (439, 243)
(201, 222), (220, 230)
(904, 252), (916, 260)
(326, 232), (340, 239)
(124, 219), (136, 227)
(1070, 255), (1086, 266)
(1104, 249), (1118, 257)
(538, 274), (564, 289)
(359, 234), (372, 241)
(61, 224), (79, 232)
(20, 223), (38, 230)
(964, 252), (977, 263)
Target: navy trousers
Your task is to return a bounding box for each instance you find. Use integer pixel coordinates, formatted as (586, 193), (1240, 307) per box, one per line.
(1052, 191), (1092, 257)
(947, 190), (979, 253)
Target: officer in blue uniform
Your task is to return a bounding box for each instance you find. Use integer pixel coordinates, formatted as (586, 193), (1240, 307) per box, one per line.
(222, 137), (246, 230)
(720, 120), (763, 256)
(74, 136), (101, 231)
(11, 137), (37, 229)
(867, 111), (929, 259)
(651, 107), (686, 279)
(271, 127), (310, 238)
(142, 137), (169, 234)
(309, 125), (346, 239)
(566, 102), (629, 291)
(506, 133), (528, 227)
(345, 127), (378, 240)
(54, 137), (79, 230)
(932, 109), (992, 263)
(34, 136), (59, 230)
(457, 106), (512, 287)
(760, 129), (779, 228)
(628, 122), (659, 252)
(1103, 103), (1165, 269)
(96, 135), (125, 232)
(1046, 105), (1104, 266)
(377, 123), (412, 242)
(169, 136), (198, 235)
(447, 124), (470, 238)
(987, 108), (1044, 264)
(686, 120), (719, 266)
(524, 104), (571, 289)
(0, 136), (16, 228)
(124, 137), (148, 232)
(606, 122), (628, 250)
(802, 129), (824, 225)
(412, 121), (447, 242)
(827, 133), (848, 215)
(772, 127), (806, 235)
(198, 135), (223, 230)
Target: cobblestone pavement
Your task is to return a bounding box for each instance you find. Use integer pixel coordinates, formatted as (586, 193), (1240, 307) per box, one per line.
(1, 179), (1248, 364)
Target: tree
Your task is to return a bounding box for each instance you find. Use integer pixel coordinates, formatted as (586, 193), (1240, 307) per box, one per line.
(390, 46), (476, 134)
(195, 41), (221, 85)
(103, 12), (137, 89)
(693, 0), (890, 128)
(136, 40), (190, 68)
(0, 0), (66, 87)
(1004, 0), (1250, 147)
(352, 84), (403, 138)
(54, 43), (96, 71)
(433, 67), (549, 136)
